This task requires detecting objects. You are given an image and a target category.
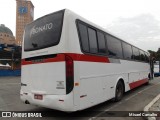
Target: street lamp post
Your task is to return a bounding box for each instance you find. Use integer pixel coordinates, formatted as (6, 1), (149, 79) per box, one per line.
(11, 49), (15, 70)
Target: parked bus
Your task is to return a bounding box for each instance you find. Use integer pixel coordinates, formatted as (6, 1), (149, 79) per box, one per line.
(154, 61), (160, 76)
(21, 9), (150, 112)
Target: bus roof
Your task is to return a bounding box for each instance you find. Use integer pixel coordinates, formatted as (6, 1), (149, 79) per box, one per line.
(26, 9), (149, 54)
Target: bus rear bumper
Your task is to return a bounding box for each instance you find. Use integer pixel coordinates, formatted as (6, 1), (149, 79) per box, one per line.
(20, 90), (75, 112)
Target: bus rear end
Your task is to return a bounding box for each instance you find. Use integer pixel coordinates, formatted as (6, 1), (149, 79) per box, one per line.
(20, 10), (75, 111)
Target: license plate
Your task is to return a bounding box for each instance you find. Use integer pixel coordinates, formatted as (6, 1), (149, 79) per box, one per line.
(34, 94), (43, 100)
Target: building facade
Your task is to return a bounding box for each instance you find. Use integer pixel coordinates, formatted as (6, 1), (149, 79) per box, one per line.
(16, 0), (34, 46)
(0, 24), (16, 45)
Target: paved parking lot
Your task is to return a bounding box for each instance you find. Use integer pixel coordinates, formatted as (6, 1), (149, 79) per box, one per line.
(0, 76), (160, 120)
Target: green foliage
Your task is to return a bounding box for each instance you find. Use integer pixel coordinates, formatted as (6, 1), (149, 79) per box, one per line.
(156, 48), (160, 61)
(148, 48), (160, 61)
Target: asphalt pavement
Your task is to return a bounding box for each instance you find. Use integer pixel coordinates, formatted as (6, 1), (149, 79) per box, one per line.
(0, 76), (160, 120)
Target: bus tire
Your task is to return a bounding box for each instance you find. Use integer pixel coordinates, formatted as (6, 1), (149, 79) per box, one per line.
(114, 80), (124, 102)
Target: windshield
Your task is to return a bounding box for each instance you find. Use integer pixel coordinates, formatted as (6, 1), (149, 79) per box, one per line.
(24, 10), (64, 51)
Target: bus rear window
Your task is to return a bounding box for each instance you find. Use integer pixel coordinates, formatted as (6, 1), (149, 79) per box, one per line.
(24, 10), (64, 51)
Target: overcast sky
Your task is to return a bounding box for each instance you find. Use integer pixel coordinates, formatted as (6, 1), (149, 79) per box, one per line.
(1, 0), (160, 51)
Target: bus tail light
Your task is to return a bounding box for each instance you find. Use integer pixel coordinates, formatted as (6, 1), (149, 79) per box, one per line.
(65, 55), (74, 94)
(34, 94), (43, 100)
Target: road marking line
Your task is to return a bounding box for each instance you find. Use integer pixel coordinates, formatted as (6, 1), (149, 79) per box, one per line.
(125, 94), (137, 101)
(125, 82), (160, 101)
(88, 103), (122, 120)
(88, 81), (160, 120)
(105, 104), (119, 111)
(137, 82), (160, 94)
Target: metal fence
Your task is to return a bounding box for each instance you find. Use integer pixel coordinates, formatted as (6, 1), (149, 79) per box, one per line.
(0, 46), (21, 70)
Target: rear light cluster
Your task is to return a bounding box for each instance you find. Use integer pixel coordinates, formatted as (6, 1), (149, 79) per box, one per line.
(65, 55), (74, 94)
(34, 94), (43, 100)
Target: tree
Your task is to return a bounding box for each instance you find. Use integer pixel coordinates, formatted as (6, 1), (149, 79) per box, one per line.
(148, 48), (160, 61)
(148, 50), (156, 59)
(156, 49), (160, 61)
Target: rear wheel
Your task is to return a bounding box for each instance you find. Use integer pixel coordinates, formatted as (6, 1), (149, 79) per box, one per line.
(114, 81), (124, 102)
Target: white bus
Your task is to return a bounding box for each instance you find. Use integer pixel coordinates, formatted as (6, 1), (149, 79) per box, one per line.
(154, 61), (160, 76)
(21, 9), (150, 112)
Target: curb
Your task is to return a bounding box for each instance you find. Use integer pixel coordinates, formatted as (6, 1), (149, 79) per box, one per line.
(144, 94), (160, 120)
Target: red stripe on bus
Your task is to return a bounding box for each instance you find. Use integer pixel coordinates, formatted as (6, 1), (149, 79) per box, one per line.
(66, 53), (110, 63)
(21, 53), (110, 65)
(21, 54), (65, 65)
(129, 78), (148, 89)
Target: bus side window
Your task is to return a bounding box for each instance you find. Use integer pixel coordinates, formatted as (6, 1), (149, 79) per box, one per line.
(97, 31), (107, 54)
(88, 27), (98, 53)
(132, 47), (140, 61)
(78, 23), (90, 53)
(145, 53), (149, 63)
(122, 42), (133, 60)
(106, 34), (123, 58)
(140, 50), (145, 62)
